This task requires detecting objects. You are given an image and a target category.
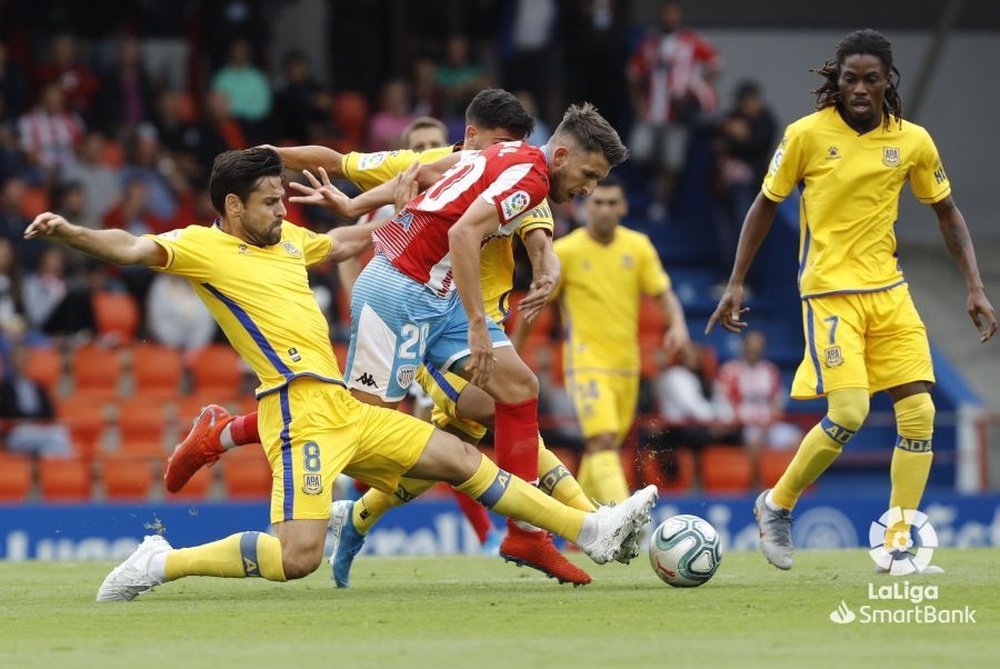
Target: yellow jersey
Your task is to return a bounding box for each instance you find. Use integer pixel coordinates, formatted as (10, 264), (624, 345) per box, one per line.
(149, 222), (341, 398)
(554, 226), (670, 373)
(763, 107), (951, 298)
(342, 148), (554, 323)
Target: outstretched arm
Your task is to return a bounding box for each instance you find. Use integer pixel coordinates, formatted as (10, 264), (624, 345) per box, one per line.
(706, 193), (779, 333)
(932, 196), (997, 342)
(290, 164), (420, 219)
(659, 288), (690, 358)
(518, 228), (560, 324)
(24, 212), (167, 267)
(262, 144), (346, 178)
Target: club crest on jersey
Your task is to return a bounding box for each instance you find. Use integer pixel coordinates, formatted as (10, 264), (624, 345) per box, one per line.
(824, 345), (844, 368)
(302, 473), (323, 495)
(882, 147), (901, 167)
(396, 364), (416, 388)
(358, 152), (388, 170)
(281, 241), (302, 258)
(500, 190), (531, 221)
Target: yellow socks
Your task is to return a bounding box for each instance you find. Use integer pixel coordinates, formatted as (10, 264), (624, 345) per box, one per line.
(454, 455), (586, 542)
(164, 531), (286, 582)
(771, 387), (869, 510)
(578, 450), (629, 505)
(886, 393), (934, 549)
(353, 478), (436, 534)
(538, 442), (596, 512)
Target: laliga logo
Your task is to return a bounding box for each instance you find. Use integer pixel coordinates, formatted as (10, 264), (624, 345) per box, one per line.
(868, 507), (938, 575)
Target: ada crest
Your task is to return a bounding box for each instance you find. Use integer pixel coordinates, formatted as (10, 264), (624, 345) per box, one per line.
(500, 190), (531, 221)
(882, 147), (901, 167)
(824, 345), (844, 367)
(281, 241), (302, 258)
(302, 473), (323, 495)
(396, 364), (416, 388)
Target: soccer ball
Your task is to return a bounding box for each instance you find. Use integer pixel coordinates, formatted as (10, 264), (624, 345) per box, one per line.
(648, 514), (722, 588)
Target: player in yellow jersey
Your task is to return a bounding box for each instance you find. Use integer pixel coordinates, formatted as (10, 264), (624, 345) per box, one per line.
(165, 91), (600, 586)
(516, 175), (689, 504)
(24, 147), (657, 602)
(707, 30), (996, 573)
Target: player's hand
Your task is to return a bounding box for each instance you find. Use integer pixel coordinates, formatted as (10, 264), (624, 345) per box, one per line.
(393, 163), (420, 211)
(289, 167), (353, 215)
(706, 283), (749, 334)
(968, 287), (997, 342)
(24, 212), (73, 241)
(662, 325), (689, 360)
(518, 274), (556, 323)
(465, 322), (495, 387)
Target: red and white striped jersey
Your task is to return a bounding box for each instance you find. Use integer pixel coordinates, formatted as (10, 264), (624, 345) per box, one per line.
(717, 358), (782, 427)
(373, 141), (549, 296)
(627, 29), (721, 124)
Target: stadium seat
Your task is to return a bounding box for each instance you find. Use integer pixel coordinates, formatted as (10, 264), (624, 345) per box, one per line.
(189, 344), (243, 399)
(131, 344), (184, 398)
(221, 447), (273, 499)
(92, 291), (140, 342)
(638, 447), (695, 493)
(23, 347), (62, 394)
(100, 454), (154, 501)
(759, 448), (797, 488)
(331, 91), (368, 150)
(166, 463), (213, 499)
(116, 398), (169, 445)
(18, 186), (49, 219)
(0, 454), (33, 502)
(57, 396), (108, 461)
(639, 296), (667, 338)
(38, 458), (92, 501)
(71, 345), (122, 399)
(700, 445), (753, 493)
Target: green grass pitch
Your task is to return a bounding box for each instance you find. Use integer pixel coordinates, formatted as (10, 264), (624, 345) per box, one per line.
(1, 548), (997, 669)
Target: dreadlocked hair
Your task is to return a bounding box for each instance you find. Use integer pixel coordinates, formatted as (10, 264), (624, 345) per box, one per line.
(811, 29), (902, 130)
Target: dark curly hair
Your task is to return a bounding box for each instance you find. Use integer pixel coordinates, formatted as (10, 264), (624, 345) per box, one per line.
(812, 29), (902, 130)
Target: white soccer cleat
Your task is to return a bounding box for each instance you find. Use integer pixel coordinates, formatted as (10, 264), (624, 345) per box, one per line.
(579, 485), (658, 565)
(96, 535), (171, 602)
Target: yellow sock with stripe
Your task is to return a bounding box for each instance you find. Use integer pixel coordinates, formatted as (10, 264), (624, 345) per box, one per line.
(352, 478), (436, 535)
(164, 531), (286, 582)
(578, 450), (629, 505)
(576, 452), (593, 497)
(454, 455), (586, 542)
(537, 440), (596, 512)
(885, 393), (935, 550)
(770, 387), (869, 510)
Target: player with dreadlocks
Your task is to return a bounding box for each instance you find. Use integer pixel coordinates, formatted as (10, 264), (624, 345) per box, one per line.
(707, 28), (996, 573)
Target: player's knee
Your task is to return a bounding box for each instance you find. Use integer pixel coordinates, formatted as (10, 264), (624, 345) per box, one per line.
(894, 392), (935, 440)
(826, 388), (870, 433)
(498, 365), (538, 403)
(280, 540), (325, 580)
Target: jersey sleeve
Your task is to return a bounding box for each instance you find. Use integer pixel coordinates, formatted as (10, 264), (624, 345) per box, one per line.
(762, 123), (806, 202)
(514, 199), (555, 239)
(909, 129), (952, 204)
(145, 225), (214, 281)
(638, 236), (671, 296)
(480, 162), (548, 226)
(299, 226), (334, 267)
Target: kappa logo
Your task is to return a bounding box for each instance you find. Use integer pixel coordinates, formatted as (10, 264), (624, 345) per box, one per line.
(157, 229), (183, 240)
(238, 243), (250, 255)
(826, 146), (841, 160)
(354, 372), (378, 388)
(500, 190), (531, 221)
(882, 146), (901, 167)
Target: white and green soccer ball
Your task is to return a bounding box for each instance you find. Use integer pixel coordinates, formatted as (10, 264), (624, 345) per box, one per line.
(648, 514), (722, 588)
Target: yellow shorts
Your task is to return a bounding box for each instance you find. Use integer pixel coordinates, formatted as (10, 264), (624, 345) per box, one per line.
(415, 363), (488, 441)
(567, 369), (640, 443)
(792, 284), (935, 399)
(257, 377), (435, 524)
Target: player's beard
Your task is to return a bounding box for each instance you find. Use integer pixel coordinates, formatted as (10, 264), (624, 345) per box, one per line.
(245, 215), (283, 247)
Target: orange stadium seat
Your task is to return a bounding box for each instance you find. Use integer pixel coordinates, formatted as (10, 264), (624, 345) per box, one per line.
(638, 296), (667, 338)
(24, 346), (62, 394)
(131, 344), (184, 398)
(331, 91), (368, 150)
(221, 447), (273, 499)
(38, 457), (92, 501)
(93, 291), (140, 342)
(166, 464), (213, 500)
(189, 344), (243, 399)
(100, 454), (154, 501)
(759, 448), (797, 488)
(116, 399), (169, 445)
(700, 445), (753, 493)
(57, 396), (108, 461)
(71, 345), (121, 399)
(0, 454), (33, 502)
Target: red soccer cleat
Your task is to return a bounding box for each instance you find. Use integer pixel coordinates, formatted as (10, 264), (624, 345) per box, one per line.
(164, 404), (233, 493)
(499, 524), (592, 586)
